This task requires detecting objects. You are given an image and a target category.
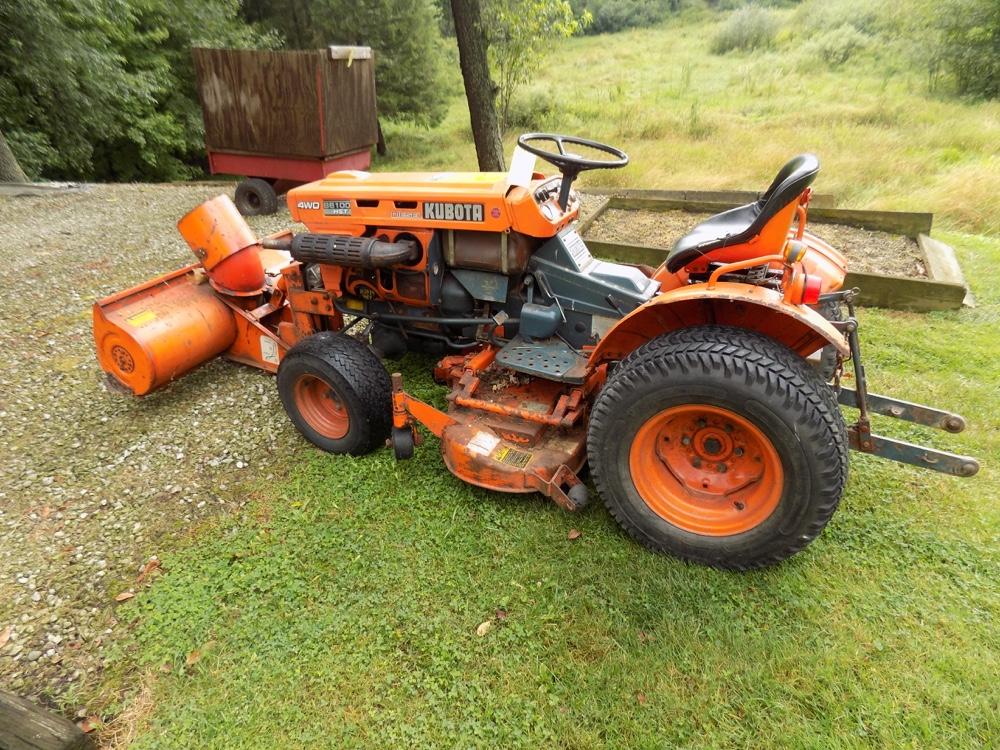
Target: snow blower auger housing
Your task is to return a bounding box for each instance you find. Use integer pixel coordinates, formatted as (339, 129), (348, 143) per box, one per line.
(93, 133), (980, 569)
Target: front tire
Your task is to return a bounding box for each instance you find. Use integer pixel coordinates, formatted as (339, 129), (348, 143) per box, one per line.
(588, 326), (848, 570)
(277, 332), (392, 455)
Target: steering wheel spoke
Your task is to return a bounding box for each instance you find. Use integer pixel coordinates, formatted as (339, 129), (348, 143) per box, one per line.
(517, 132), (628, 210)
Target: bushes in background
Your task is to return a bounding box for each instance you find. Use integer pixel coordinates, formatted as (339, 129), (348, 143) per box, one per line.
(570, 0), (676, 35)
(710, 5), (778, 54)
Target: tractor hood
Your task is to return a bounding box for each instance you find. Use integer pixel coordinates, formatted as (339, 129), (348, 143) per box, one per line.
(287, 169), (581, 239)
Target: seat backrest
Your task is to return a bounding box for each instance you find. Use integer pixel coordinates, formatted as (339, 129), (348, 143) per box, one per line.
(749, 153), (819, 236)
(663, 154), (820, 273)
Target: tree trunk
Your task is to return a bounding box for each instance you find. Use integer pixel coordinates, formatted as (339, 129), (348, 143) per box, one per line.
(450, 0), (505, 171)
(0, 130), (28, 183)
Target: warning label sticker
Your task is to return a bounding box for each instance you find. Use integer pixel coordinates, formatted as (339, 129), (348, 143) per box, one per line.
(493, 445), (532, 468)
(125, 310), (157, 327)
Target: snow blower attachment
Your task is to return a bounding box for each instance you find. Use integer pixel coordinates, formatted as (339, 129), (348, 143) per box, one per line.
(93, 134), (980, 569)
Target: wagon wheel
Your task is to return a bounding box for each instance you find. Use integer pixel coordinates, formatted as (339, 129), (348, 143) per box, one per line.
(588, 325), (848, 570)
(234, 178), (278, 216)
(277, 332), (392, 455)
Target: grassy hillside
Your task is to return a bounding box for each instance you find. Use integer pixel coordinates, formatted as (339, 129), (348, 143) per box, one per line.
(98, 8), (999, 749)
(380, 7), (1000, 235)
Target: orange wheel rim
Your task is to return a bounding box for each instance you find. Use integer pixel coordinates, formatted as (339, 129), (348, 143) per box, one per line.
(293, 375), (350, 439)
(628, 405), (783, 536)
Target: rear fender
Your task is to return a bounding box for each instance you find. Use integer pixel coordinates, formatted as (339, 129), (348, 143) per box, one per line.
(587, 282), (849, 366)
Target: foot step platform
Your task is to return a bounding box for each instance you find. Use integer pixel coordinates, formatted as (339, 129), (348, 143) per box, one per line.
(495, 336), (589, 383)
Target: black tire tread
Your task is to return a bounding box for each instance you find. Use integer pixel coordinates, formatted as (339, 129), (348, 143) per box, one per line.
(278, 332), (391, 455)
(589, 325), (848, 570)
(234, 177), (278, 216)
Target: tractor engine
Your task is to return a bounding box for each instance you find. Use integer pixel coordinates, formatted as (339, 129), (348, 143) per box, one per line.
(267, 224), (545, 356)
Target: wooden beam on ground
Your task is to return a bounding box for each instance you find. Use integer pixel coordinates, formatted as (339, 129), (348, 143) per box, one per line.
(584, 190), (932, 237)
(918, 233), (974, 306)
(581, 188), (838, 209)
(584, 239), (668, 268)
(806, 207), (932, 238)
(0, 691), (90, 750)
(844, 271), (967, 311)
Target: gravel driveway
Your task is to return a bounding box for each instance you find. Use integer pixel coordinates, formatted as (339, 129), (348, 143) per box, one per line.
(0, 184), (301, 711)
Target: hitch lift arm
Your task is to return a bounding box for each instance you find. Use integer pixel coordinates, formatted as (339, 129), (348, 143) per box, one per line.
(826, 289), (980, 478)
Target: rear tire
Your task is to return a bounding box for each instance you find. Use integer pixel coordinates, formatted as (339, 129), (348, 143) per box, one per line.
(234, 178), (278, 216)
(589, 325), (848, 570)
(277, 332), (392, 455)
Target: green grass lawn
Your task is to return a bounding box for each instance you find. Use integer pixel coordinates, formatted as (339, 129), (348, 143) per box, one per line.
(102, 10), (999, 749)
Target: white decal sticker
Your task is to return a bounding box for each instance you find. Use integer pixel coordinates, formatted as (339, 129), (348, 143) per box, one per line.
(467, 431), (500, 456)
(260, 337), (280, 365)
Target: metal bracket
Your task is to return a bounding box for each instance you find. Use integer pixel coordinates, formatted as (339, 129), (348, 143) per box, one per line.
(847, 429), (979, 477)
(839, 308), (979, 477)
(838, 387), (967, 433)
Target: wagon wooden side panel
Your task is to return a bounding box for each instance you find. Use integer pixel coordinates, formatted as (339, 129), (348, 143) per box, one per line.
(191, 47), (378, 160)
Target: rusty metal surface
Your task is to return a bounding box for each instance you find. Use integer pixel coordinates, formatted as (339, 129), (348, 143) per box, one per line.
(391, 352), (593, 509)
(847, 428), (979, 477)
(838, 387), (967, 433)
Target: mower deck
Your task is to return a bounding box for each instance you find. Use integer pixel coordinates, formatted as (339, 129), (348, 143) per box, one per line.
(390, 346), (600, 510)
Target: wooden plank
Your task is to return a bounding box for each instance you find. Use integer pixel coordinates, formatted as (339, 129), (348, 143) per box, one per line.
(321, 56), (378, 158)
(584, 239), (668, 267)
(575, 196), (609, 235)
(917, 233), (974, 307)
(0, 691), (90, 750)
(590, 191), (932, 237)
(608, 196), (741, 214)
(844, 271), (966, 311)
(581, 239), (966, 312)
(582, 188), (837, 208)
(802, 207), (932, 237)
(328, 46), (372, 60)
(192, 48), (377, 160)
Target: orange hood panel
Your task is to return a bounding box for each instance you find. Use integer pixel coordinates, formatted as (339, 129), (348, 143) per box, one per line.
(287, 170), (580, 238)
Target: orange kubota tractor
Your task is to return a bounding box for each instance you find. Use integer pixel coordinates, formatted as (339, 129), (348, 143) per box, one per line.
(93, 133), (979, 569)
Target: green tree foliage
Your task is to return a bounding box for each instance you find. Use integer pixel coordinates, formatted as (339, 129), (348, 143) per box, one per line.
(243, 0), (449, 126)
(936, 0), (999, 99)
(487, 0), (590, 132)
(570, 0), (676, 35)
(0, 0), (267, 180)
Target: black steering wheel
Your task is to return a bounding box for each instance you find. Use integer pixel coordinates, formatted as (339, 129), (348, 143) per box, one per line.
(517, 133), (629, 210)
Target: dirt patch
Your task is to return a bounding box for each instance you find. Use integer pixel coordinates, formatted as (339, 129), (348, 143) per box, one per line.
(585, 208), (927, 278)
(0, 184), (303, 713)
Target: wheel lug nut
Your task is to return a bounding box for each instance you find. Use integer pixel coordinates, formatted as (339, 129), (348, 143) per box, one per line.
(681, 435), (691, 446)
(691, 457), (702, 468)
(717, 463), (727, 472)
(696, 419), (707, 428)
(724, 423), (733, 433)
(734, 447), (744, 457)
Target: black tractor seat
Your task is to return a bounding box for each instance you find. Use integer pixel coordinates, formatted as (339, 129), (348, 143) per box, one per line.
(665, 154), (820, 272)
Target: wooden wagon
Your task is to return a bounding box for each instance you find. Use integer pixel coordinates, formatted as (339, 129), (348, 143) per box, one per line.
(192, 46), (379, 215)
